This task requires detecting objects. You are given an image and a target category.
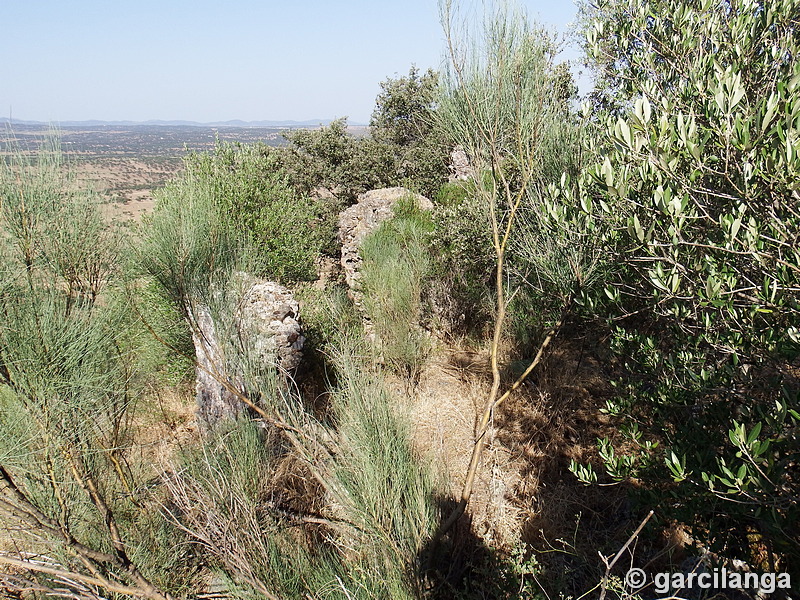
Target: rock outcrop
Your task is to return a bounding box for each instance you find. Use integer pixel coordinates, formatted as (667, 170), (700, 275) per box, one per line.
(238, 281), (304, 373)
(191, 278), (304, 430)
(192, 303), (245, 429)
(449, 146), (473, 181)
(338, 187), (433, 301)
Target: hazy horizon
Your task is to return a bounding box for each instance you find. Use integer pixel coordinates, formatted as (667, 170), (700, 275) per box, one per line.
(2, 1), (583, 125)
(0, 116), (366, 127)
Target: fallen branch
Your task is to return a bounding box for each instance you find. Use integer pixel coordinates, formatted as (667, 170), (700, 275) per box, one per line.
(0, 555), (149, 599)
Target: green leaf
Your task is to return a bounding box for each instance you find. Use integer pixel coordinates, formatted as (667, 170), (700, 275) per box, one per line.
(666, 451), (687, 481)
(730, 216), (742, 241)
(746, 422), (762, 445)
(736, 464), (747, 482)
(762, 93), (779, 131)
(642, 97), (651, 122)
(754, 439), (770, 457)
(728, 427), (740, 446)
(628, 214), (645, 243)
(715, 88), (726, 112)
(730, 78), (746, 109)
(635, 96), (652, 123)
(601, 156), (614, 187)
(617, 118), (632, 147)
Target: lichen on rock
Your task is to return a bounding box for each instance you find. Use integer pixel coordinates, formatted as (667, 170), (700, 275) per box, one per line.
(238, 280), (305, 373)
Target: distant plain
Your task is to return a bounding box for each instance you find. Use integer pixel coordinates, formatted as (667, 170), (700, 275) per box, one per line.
(0, 122), (330, 221)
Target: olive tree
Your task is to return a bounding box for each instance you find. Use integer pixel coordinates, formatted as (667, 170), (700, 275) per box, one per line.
(370, 66), (450, 197)
(574, 0), (800, 565)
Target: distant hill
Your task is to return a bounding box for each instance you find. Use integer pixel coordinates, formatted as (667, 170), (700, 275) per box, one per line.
(0, 117), (367, 128)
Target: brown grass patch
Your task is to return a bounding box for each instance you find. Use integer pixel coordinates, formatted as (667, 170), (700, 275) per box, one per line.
(73, 157), (181, 223)
(404, 329), (665, 594)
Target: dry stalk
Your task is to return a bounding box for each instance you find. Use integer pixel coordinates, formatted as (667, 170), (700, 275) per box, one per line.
(0, 555), (147, 599)
(431, 306), (568, 546)
(0, 463), (173, 600)
(597, 510), (654, 600)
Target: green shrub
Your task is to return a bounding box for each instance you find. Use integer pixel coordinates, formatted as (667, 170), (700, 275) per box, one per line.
(429, 181), (495, 335)
(136, 163), (250, 381)
(281, 117), (397, 204)
(326, 340), (440, 598)
(0, 136), (189, 599)
(370, 66), (451, 198)
(572, 0), (800, 567)
(429, 176), (594, 347)
(185, 140), (335, 282)
(278, 68), (451, 204)
(0, 135), (119, 304)
(360, 196), (435, 379)
(434, 180), (472, 207)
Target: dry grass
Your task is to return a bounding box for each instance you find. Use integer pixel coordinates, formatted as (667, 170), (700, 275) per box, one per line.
(133, 383), (200, 467)
(401, 329), (666, 595)
(409, 349), (533, 549)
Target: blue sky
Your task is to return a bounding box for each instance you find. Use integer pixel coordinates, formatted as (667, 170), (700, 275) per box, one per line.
(2, 1), (584, 124)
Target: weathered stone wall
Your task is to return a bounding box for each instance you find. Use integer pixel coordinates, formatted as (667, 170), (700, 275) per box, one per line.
(449, 146), (473, 181)
(191, 303), (246, 429)
(191, 278), (304, 430)
(338, 187), (433, 304)
(238, 281), (304, 372)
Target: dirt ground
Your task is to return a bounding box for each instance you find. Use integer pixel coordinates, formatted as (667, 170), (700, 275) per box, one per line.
(74, 156), (180, 222)
(408, 338), (623, 542)
(397, 333), (659, 595)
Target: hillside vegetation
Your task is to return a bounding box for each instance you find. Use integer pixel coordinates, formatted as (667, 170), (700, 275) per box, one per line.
(0, 1), (797, 599)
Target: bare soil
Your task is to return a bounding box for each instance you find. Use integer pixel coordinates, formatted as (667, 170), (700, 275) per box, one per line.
(74, 156), (180, 222)
(401, 332), (665, 594)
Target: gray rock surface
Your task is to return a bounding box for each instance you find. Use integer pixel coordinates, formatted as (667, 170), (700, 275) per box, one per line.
(191, 303), (246, 429)
(449, 146), (473, 181)
(238, 281), (305, 373)
(191, 278), (304, 430)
